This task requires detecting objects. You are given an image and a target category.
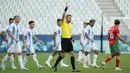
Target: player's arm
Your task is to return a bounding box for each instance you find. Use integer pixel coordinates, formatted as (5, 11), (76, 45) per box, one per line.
(33, 36), (43, 44)
(71, 36), (75, 43)
(53, 32), (57, 47)
(5, 32), (8, 43)
(78, 33), (83, 45)
(117, 34), (128, 44)
(22, 34), (27, 49)
(85, 32), (94, 43)
(8, 31), (18, 42)
(0, 31), (6, 41)
(61, 0), (69, 22)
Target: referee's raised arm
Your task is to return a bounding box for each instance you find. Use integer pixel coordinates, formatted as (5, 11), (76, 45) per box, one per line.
(61, 0), (69, 22)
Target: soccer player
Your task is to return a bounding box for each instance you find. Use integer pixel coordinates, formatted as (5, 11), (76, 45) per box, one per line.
(101, 19), (128, 70)
(83, 19), (99, 68)
(0, 18), (17, 70)
(22, 21), (43, 69)
(52, 0), (80, 72)
(77, 22), (89, 64)
(7, 15), (28, 70)
(45, 19), (69, 67)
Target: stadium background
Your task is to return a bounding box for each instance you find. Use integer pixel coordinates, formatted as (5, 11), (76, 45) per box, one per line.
(0, 0), (130, 73)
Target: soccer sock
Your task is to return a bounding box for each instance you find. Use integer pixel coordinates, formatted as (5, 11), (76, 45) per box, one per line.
(32, 54), (40, 67)
(93, 54), (98, 65)
(46, 55), (53, 63)
(116, 59), (120, 67)
(9, 55), (15, 67)
(70, 56), (76, 70)
(1, 54), (9, 65)
(23, 55), (29, 66)
(18, 55), (24, 68)
(60, 59), (64, 65)
(78, 51), (83, 61)
(83, 56), (88, 66)
(104, 57), (112, 63)
(54, 56), (63, 67)
(87, 54), (91, 65)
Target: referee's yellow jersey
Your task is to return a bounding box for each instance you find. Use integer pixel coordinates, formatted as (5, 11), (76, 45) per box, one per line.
(61, 20), (72, 38)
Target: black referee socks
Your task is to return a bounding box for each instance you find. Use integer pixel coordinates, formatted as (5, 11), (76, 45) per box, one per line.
(54, 56), (63, 67)
(70, 56), (76, 70)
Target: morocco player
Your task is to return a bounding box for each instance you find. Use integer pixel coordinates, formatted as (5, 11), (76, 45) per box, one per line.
(102, 19), (128, 70)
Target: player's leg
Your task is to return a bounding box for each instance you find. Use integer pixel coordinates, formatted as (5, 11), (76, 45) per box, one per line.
(16, 42), (28, 70)
(45, 47), (58, 67)
(1, 54), (9, 70)
(91, 43), (99, 67)
(77, 45), (83, 63)
(58, 51), (69, 67)
(52, 52), (66, 72)
(115, 54), (122, 70)
(23, 54), (30, 66)
(101, 44), (117, 69)
(83, 52), (89, 68)
(92, 50), (99, 67)
(30, 44), (43, 69)
(31, 53), (43, 69)
(1, 44), (17, 70)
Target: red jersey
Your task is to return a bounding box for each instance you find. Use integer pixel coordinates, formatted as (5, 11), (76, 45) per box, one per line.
(108, 26), (120, 46)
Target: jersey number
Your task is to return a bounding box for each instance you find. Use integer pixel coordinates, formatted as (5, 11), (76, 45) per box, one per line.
(110, 31), (114, 39)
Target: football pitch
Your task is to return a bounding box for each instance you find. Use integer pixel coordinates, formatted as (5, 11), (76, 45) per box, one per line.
(0, 53), (130, 73)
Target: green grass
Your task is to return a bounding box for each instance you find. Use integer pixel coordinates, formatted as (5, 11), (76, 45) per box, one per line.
(0, 53), (130, 73)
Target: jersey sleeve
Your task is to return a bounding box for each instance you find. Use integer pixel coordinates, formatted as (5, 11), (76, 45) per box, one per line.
(32, 30), (35, 36)
(85, 26), (90, 33)
(54, 26), (58, 33)
(8, 24), (14, 32)
(115, 27), (120, 34)
(24, 29), (28, 36)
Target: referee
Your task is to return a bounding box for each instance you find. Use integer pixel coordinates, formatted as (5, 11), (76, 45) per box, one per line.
(52, 0), (80, 72)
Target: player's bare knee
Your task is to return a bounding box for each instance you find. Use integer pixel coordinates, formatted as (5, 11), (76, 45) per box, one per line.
(94, 50), (98, 54)
(26, 54), (30, 56)
(17, 52), (22, 55)
(116, 56), (120, 60)
(85, 52), (89, 56)
(69, 51), (74, 56)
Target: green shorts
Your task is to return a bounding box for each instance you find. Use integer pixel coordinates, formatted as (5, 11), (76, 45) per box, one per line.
(110, 41), (120, 55)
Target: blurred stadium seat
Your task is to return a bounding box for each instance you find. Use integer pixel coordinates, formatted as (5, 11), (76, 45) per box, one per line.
(0, 0), (129, 35)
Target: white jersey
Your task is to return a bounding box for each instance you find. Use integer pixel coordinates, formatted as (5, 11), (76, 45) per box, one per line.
(8, 23), (20, 43)
(79, 27), (88, 45)
(54, 25), (61, 43)
(24, 28), (35, 44)
(85, 25), (94, 44)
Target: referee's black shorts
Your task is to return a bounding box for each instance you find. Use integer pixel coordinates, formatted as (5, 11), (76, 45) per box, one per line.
(61, 38), (73, 52)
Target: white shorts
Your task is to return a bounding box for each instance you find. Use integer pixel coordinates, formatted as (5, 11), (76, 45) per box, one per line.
(53, 42), (61, 51)
(84, 43), (98, 52)
(7, 41), (15, 53)
(26, 44), (35, 54)
(7, 42), (22, 53)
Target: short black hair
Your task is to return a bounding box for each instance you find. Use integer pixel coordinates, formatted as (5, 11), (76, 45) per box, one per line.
(114, 19), (120, 25)
(14, 15), (19, 19)
(86, 22), (90, 25)
(29, 21), (34, 24)
(90, 19), (96, 23)
(57, 18), (61, 22)
(9, 18), (14, 21)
